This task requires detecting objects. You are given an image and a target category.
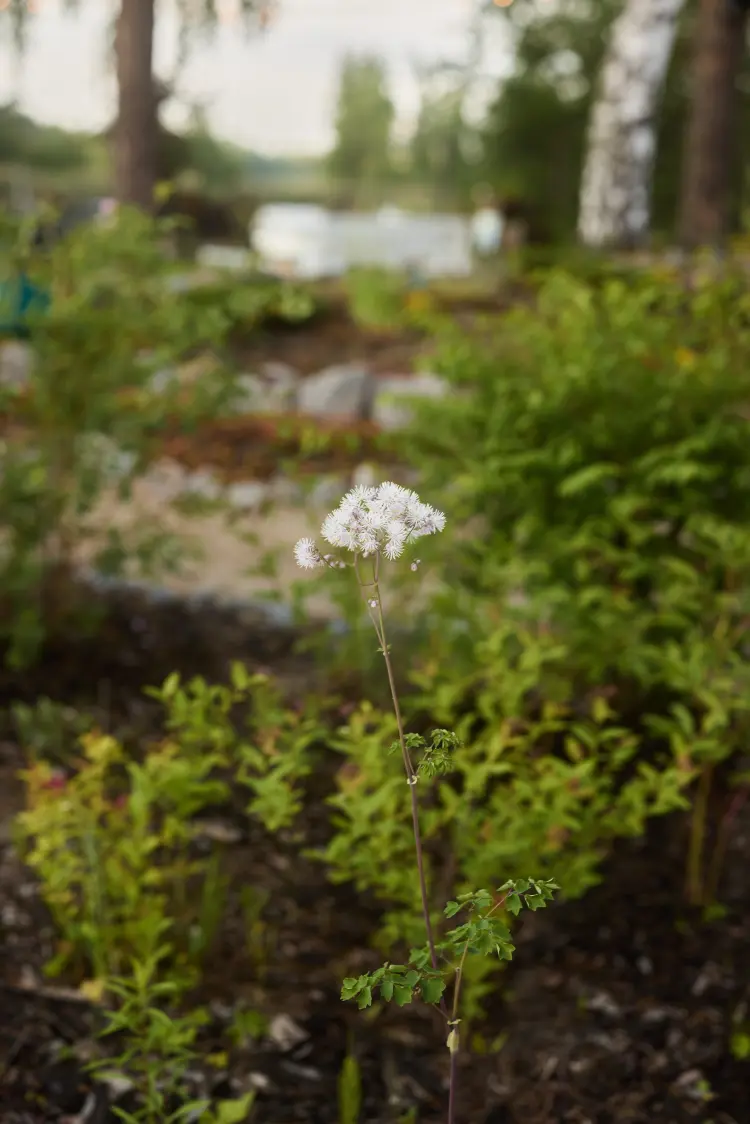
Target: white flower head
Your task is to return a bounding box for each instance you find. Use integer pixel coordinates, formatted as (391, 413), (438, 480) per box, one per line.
(293, 537), (324, 569)
(293, 481), (446, 570)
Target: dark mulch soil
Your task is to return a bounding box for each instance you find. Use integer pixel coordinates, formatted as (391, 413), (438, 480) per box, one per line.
(157, 414), (397, 483)
(230, 292), (504, 378)
(232, 298), (426, 378)
(1, 587), (749, 1124)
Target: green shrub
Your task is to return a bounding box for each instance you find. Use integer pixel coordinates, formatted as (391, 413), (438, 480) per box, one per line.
(313, 270), (750, 953)
(344, 266), (406, 331)
(14, 666), (321, 987)
(0, 207), (238, 666)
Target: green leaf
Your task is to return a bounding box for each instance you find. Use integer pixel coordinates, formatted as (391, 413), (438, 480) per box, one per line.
(420, 977), (446, 1004)
(230, 662), (251, 691)
(393, 984), (413, 1006)
(357, 986), (373, 1009)
(558, 463), (619, 498)
(215, 1093), (256, 1124)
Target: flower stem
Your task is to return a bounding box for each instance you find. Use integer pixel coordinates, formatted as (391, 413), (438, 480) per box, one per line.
(371, 581), (439, 972)
(356, 554), (455, 1120)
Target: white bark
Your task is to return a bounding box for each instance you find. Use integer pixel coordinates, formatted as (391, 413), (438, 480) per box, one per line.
(578, 0), (687, 248)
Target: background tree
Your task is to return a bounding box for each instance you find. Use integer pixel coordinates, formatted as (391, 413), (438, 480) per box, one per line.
(328, 54), (395, 206)
(482, 0), (621, 242)
(482, 0), (747, 246)
(409, 83), (476, 207)
(678, 0), (750, 249)
(114, 0), (156, 208)
(577, 0), (687, 249)
(1, 0), (273, 209)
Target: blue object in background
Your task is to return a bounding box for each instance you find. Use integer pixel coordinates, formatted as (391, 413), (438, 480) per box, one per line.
(0, 272), (50, 339)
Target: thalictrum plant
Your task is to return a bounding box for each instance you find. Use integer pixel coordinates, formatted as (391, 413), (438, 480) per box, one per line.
(295, 481), (558, 1124)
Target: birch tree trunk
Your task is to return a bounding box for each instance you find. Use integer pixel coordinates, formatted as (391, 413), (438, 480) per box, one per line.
(578, 0), (687, 249)
(678, 0), (749, 250)
(114, 0), (157, 210)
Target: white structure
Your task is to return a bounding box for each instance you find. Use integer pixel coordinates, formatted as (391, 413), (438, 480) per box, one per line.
(251, 203), (473, 280)
(470, 206), (504, 257)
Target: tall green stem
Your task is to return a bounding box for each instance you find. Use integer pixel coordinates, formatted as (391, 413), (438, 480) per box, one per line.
(355, 553), (455, 1121)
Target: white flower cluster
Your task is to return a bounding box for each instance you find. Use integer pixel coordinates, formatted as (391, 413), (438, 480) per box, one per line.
(293, 482), (446, 569)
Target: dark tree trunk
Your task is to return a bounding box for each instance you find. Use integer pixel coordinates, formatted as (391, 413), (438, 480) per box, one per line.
(114, 0), (157, 210)
(678, 0), (749, 249)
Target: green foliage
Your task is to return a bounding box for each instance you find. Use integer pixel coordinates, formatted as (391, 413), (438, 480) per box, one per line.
(153, 664), (324, 833)
(88, 950), (254, 1124)
(0, 206), (238, 666)
(319, 693), (684, 953)
(344, 267), (406, 331)
(405, 268), (750, 903)
(337, 1051), (362, 1124)
(313, 270), (750, 977)
(341, 878), (556, 1010)
(182, 272), (315, 335)
(15, 730), (228, 985)
(15, 664), (321, 983)
(0, 103), (90, 173)
(482, 0), (750, 242)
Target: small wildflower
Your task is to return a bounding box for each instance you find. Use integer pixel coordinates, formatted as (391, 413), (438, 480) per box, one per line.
(293, 482), (446, 570)
(368, 598), (378, 608)
(293, 537), (324, 570)
(411, 559), (421, 572)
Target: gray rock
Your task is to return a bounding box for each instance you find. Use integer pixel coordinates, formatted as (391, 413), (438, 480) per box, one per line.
(372, 371), (448, 431)
(308, 473), (349, 508)
(78, 433), (136, 483)
(148, 366), (177, 394)
(232, 361), (300, 414)
(297, 362), (373, 421)
(268, 1013), (308, 1052)
(0, 340), (33, 387)
(182, 469), (223, 501)
(226, 480), (270, 511)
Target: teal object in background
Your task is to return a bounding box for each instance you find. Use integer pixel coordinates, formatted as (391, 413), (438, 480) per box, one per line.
(0, 273), (50, 339)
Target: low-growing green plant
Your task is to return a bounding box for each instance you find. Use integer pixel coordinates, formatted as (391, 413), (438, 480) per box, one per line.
(395, 268), (750, 910)
(15, 730), (228, 985)
(337, 1048), (362, 1124)
(293, 482), (559, 1123)
(11, 695), (91, 761)
(89, 949), (255, 1124)
(152, 662), (324, 833)
(345, 267), (407, 331)
(14, 668), (322, 986)
(0, 206), (239, 667)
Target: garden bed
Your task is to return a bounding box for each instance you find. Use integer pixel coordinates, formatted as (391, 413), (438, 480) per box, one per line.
(0, 587), (748, 1124)
(157, 413), (395, 483)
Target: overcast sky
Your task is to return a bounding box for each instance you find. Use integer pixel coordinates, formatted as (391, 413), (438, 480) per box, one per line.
(0, 0), (513, 156)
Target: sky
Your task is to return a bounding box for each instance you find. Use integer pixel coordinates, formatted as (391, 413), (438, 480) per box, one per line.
(0, 0), (513, 156)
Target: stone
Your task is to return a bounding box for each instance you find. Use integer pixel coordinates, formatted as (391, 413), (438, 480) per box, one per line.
(268, 1013), (308, 1052)
(372, 371), (448, 431)
(308, 473), (349, 508)
(297, 362), (373, 421)
(181, 469), (223, 501)
(149, 353), (220, 395)
(0, 340), (33, 387)
(231, 361), (300, 414)
(226, 480), (270, 511)
(79, 433), (136, 483)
